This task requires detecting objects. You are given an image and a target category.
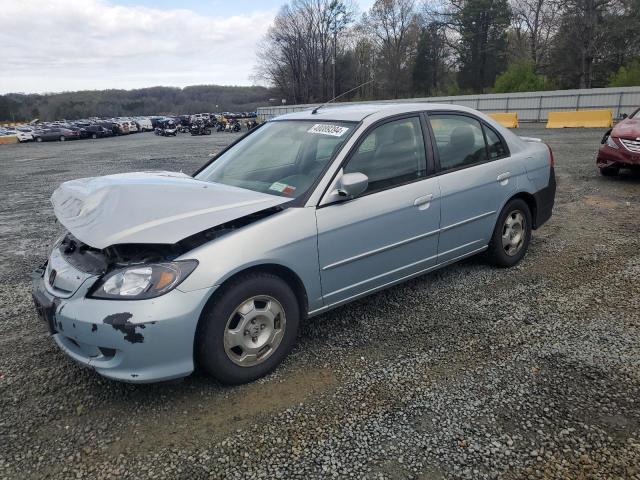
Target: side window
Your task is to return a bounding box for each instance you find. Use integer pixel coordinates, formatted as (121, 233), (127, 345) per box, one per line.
(345, 117), (426, 194)
(429, 115), (487, 170)
(484, 126), (508, 159)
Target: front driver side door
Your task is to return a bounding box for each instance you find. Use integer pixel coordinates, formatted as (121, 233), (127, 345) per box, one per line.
(315, 116), (441, 308)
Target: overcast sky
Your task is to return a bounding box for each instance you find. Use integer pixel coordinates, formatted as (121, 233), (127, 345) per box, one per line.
(0, 0), (370, 94)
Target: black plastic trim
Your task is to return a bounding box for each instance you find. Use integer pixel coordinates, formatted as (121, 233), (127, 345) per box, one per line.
(532, 166), (556, 229)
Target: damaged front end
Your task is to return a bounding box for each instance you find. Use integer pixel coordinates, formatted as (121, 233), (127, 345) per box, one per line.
(33, 171), (291, 382)
(31, 235), (216, 383)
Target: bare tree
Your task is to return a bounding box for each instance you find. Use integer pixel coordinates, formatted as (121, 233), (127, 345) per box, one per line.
(511, 0), (561, 69)
(364, 0), (420, 98)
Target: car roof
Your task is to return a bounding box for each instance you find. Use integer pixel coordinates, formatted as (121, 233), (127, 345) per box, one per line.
(272, 102), (484, 123)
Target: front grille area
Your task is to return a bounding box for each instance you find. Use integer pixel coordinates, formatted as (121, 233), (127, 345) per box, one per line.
(620, 138), (640, 153)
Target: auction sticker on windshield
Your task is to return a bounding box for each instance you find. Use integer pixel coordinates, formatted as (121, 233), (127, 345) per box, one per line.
(307, 124), (349, 137)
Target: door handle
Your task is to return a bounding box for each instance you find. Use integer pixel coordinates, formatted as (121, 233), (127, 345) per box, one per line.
(414, 194), (433, 210)
(497, 172), (511, 184)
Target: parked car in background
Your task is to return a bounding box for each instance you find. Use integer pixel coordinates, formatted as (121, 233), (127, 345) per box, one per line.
(4, 128), (34, 142)
(34, 127), (79, 142)
(127, 120), (139, 133)
(135, 117), (153, 132)
(34, 103), (555, 385)
(597, 107), (640, 175)
(84, 125), (114, 139)
(113, 121), (130, 135)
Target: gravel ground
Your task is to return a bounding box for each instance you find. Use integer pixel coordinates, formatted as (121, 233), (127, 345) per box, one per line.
(0, 127), (639, 480)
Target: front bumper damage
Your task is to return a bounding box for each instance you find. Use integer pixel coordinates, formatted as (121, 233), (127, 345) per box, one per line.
(597, 144), (640, 169)
(32, 262), (215, 383)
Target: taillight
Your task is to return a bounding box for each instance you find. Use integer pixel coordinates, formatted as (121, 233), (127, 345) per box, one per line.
(546, 144), (555, 168)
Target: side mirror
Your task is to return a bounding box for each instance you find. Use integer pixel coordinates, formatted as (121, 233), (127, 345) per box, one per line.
(621, 113), (628, 119)
(336, 172), (368, 198)
(322, 170), (369, 205)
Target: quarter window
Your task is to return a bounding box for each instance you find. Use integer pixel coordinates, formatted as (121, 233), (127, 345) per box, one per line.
(345, 117), (426, 194)
(484, 125), (508, 159)
(429, 115), (487, 170)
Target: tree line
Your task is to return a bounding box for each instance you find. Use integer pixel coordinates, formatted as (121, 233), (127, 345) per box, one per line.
(0, 85), (274, 122)
(255, 0), (640, 103)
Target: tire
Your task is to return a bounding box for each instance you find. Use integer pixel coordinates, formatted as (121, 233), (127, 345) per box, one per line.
(91, 133), (97, 139)
(36, 137), (43, 142)
(197, 272), (300, 385)
(487, 198), (532, 268)
(600, 166), (619, 176)
(205, 129), (211, 135)
(59, 136), (65, 142)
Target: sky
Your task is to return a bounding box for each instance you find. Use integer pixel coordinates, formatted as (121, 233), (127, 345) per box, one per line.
(0, 0), (372, 95)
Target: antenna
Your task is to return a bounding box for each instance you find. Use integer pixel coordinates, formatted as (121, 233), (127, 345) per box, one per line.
(311, 79), (374, 114)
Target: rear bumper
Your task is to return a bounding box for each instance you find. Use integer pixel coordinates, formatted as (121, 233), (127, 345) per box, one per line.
(32, 269), (216, 383)
(596, 145), (640, 168)
(533, 167), (556, 229)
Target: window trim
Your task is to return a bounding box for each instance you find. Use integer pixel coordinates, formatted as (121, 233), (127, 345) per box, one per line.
(317, 112), (433, 205)
(426, 111), (511, 175)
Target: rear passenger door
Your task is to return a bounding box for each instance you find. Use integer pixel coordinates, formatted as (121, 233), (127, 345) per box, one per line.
(427, 113), (524, 263)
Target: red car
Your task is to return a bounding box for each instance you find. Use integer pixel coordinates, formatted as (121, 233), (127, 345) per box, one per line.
(597, 108), (640, 175)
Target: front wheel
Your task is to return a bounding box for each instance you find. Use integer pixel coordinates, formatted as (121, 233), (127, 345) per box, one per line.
(487, 198), (532, 268)
(36, 137), (43, 142)
(197, 273), (300, 384)
(59, 136), (65, 142)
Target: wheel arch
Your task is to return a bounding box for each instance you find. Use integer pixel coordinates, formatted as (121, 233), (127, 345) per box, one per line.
(506, 191), (538, 229)
(192, 263), (309, 370)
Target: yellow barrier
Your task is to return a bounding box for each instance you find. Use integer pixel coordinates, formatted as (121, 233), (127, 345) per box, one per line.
(0, 136), (18, 145)
(546, 110), (613, 128)
(489, 112), (519, 128)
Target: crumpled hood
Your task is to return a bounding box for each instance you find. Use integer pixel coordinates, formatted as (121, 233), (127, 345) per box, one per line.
(51, 171), (291, 249)
(612, 118), (640, 139)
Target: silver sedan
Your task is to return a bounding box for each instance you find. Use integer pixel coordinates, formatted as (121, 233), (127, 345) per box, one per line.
(32, 103), (555, 384)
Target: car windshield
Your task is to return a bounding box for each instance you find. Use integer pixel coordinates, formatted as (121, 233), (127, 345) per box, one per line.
(195, 120), (355, 198)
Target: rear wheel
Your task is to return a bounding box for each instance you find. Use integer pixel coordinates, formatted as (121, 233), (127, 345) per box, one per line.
(197, 273), (300, 384)
(59, 136), (65, 142)
(91, 133), (97, 139)
(487, 198), (532, 268)
(36, 136), (43, 142)
(600, 166), (619, 176)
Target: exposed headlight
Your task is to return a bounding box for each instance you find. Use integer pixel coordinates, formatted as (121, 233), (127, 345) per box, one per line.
(90, 260), (198, 300)
(606, 136), (619, 149)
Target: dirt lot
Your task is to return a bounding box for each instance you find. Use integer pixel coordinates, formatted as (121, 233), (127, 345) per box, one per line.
(0, 127), (639, 480)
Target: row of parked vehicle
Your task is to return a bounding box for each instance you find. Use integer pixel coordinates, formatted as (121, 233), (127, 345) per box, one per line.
(0, 111), (259, 143)
(0, 117), (154, 143)
(153, 114), (259, 137)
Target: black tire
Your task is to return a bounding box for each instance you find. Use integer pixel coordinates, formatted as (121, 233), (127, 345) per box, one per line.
(59, 136), (65, 142)
(205, 129), (211, 135)
(197, 272), (300, 384)
(487, 198), (532, 268)
(36, 136), (43, 142)
(91, 133), (97, 139)
(600, 166), (619, 176)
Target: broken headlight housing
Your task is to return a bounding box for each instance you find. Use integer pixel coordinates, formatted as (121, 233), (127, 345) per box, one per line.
(90, 260), (198, 300)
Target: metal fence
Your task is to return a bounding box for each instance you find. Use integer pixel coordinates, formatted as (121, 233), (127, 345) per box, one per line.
(257, 86), (640, 123)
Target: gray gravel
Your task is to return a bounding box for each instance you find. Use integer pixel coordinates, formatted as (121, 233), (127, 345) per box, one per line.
(0, 127), (639, 479)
